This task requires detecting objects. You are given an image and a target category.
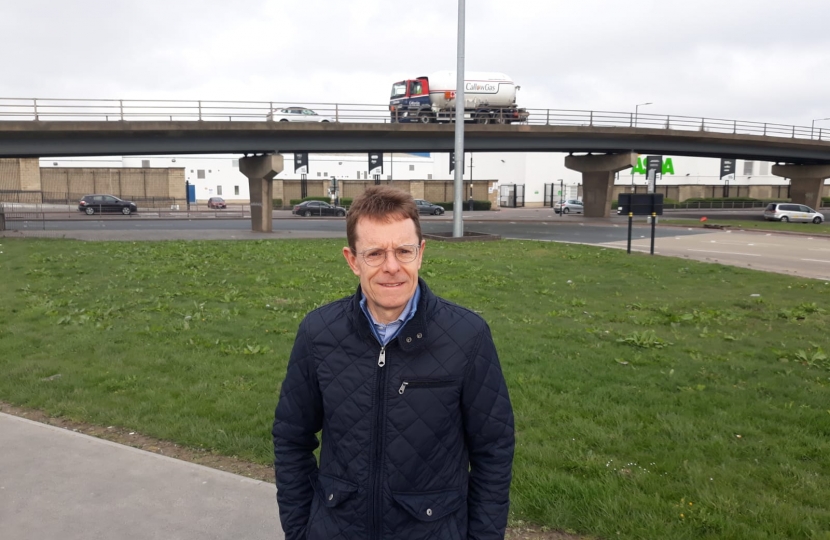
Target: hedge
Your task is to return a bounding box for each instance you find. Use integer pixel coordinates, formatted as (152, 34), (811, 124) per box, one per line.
(436, 200), (492, 211)
(272, 199), (282, 209)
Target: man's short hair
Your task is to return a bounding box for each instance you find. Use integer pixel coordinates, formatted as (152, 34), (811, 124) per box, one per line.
(346, 186), (422, 250)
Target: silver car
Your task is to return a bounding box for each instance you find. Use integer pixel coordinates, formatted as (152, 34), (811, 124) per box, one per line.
(267, 107), (334, 123)
(554, 199), (584, 214)
(763, 203), (824, 224)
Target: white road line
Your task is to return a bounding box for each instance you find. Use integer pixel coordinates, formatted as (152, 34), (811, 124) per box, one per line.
(800, 259), (830, 264)
(687, 249), (761, 257)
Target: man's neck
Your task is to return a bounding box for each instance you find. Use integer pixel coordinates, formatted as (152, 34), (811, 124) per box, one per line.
(367, 304), (405, 325)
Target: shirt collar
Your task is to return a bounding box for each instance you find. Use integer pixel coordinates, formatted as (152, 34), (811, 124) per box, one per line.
(359, 284), (421, 339)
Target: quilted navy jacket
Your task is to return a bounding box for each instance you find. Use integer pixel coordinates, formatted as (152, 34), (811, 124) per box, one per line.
(273, 279), (514, 540)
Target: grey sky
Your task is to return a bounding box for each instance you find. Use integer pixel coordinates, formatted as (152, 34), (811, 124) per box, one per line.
(2, 0), (829, 126)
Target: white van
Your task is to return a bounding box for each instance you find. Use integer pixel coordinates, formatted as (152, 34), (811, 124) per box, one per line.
(763, 203), (824, 224)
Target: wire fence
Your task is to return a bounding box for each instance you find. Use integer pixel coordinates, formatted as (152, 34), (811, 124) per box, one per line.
(1, 97), (828, 141)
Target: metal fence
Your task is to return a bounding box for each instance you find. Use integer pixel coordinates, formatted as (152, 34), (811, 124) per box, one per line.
(1, 97), (828, 141)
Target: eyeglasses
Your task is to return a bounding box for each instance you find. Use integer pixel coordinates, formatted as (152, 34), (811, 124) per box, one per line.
(357, 244), (421, 267)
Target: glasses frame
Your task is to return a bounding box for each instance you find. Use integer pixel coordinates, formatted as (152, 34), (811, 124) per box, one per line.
(356, 243), (421, 267)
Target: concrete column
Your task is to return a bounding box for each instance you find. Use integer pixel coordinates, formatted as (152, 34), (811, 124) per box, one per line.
(771, 164), (830, 210)
(239, 154), (284, 232)
(564, 153), (637, 217)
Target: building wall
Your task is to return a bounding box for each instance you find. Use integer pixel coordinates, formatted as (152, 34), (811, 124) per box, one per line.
(0, 158), (40, 191)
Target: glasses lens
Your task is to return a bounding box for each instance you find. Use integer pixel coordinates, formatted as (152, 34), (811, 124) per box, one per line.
(363, 249), (386, 266)
(395, 246), (418, 263)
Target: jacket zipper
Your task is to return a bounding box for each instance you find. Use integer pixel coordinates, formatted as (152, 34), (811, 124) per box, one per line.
(370, 345), (386, 540)
(398, 379), (455, 395)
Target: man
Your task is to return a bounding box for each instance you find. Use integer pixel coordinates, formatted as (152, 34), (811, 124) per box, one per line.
(273, 186), (514, 540)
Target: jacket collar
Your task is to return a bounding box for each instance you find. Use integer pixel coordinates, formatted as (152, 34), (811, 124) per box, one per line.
(350, 278), (433, 351)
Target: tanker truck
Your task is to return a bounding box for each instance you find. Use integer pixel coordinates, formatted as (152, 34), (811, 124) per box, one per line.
(389, 71), (529, 124)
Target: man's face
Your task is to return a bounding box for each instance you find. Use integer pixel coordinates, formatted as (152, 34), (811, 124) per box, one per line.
(343, 216), (425, 324)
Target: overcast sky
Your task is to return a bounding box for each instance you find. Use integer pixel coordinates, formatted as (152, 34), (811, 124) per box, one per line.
(2, 0), (829, 127)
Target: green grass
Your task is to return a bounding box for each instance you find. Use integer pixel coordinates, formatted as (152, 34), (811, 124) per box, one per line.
(660, 218), (830, 236)
(1, 238), (830, 539)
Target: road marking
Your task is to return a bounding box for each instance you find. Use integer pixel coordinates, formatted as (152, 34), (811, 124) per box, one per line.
(800, 259), (830, 264)
(687, 249), (761, 257)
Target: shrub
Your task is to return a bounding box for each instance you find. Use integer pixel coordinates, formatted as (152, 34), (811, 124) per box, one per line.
(437, 200), (492, 211)
(272, 198), (283, 209)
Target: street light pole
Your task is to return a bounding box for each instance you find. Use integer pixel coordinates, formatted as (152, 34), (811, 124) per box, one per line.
(634, 102), (653, 128)
(452, 0), (466, 238)
(811, 117), (830, 139)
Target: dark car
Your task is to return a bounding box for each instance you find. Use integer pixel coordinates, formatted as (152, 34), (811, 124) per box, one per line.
(414, 199), (445, 215)
(292, 200), (347, 217)
(207, 197), (227, 209)
(78, 194), (138, 215)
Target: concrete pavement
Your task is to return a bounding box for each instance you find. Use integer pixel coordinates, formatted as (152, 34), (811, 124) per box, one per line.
(0, 412), (282, 540)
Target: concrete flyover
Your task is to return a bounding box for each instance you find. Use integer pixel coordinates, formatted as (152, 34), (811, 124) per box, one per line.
(2, 119), (830, 227)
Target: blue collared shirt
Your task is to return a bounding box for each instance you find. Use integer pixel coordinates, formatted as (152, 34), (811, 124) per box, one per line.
(359, 284), (420, 346)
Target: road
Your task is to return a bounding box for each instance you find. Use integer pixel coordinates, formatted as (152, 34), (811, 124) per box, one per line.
(3, 211), (829, 280)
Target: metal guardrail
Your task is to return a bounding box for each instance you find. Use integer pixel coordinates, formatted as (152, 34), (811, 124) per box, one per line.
(1, 97), (828, 142)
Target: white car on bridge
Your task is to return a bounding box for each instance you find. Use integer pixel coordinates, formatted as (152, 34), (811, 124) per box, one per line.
(266, 107), (334, 123)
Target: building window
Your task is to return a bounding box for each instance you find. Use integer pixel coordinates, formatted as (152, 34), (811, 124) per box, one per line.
(141, 160), (150, 168)
(324, 172), (328, 176)
(409, 165), (415, 171)
(232, 159), (239, 167)
(743, 161), (754, 175)
(234, 186), (240, 196)
(427, 174), (433, 180)
(317, 172), (321, 177)
(217, 186), (222, 195)
(759, 162), (769, 175)
(197, 170), (206, 179)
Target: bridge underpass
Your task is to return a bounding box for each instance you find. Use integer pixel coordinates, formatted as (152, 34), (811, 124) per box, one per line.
(2, 101), (830, 230)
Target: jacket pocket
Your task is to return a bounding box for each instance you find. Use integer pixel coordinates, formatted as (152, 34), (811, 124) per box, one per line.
(315, 473), (358, 508)
(398, 378), (457, 395)
(390, 488), (464, 522)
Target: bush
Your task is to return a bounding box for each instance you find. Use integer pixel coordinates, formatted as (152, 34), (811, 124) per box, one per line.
(272, 198), (282, 209)
(822, 197), (830, 207)
(437, 200), (492, 211)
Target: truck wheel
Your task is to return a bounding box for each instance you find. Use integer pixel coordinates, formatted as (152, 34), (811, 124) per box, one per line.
(476, 114), (490, 125)
(418, 113), (432, 124)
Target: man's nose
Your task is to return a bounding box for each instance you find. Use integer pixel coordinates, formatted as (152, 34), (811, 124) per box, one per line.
(382, 251), (401, 272)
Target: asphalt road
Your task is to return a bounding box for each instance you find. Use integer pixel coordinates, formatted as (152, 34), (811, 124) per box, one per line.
(4, 212), (830, 280)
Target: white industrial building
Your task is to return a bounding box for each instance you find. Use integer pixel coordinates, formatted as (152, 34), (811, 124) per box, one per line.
(39, 151), (813, 206)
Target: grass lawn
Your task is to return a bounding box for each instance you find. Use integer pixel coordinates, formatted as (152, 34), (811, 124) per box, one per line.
(1, 237), (829, 539)
(659, 217), (830, 236)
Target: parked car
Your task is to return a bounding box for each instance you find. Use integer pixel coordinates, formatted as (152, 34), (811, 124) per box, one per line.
(207, 197), (227, 209)
(78, 194), (138, 215)
(414, 199), (445, 215)
(554, 199), (584, 214)
(763, 203), (824, 223)
(292, 200), (347, 217)
(267, 107), (334, 123)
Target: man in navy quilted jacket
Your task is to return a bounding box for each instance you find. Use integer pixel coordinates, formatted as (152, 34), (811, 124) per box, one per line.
(273, 186), (515, 540)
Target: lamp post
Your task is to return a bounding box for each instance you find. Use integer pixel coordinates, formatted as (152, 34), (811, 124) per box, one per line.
(811, 117), (830, 140)
(452, 0), (466, 237)
(634, 102), (652, 128)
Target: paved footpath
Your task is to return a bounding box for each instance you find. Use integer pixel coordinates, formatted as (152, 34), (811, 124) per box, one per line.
(0, 412), (283, 540)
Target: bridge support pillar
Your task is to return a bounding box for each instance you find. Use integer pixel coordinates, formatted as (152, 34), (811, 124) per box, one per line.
(771, 164), (830, 210)
(239, 154), (284, 232)
(564, 153), (637, 217)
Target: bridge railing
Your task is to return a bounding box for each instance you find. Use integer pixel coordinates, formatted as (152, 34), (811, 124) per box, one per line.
(0, 97), (828, 141)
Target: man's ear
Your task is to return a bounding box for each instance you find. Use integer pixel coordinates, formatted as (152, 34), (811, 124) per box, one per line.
(343, 246), (361, 276)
